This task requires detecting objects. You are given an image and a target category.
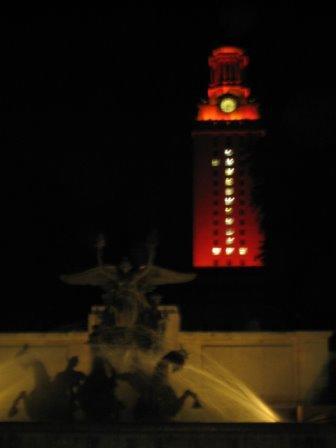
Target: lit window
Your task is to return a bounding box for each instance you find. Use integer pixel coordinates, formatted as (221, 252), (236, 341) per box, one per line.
(225, 207), (233, 215)
(225, 247), (235, 255)
(226, 237), (235, 245)
(225, 168), (235, 176)
(225, 158), (234, 166)
(239, 247), (248, 255)
(211, 158), (220, 167)
(212, 247), (222, 256)
(225, 229), (235, 236)
(224, 148), (233, 156)
(225, 178), (234, 186)
(225, 188), (234, 196)
(225, 217), (234, 225)
(225, 197), (235, 205)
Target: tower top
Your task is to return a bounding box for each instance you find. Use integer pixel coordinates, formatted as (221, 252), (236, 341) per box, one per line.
(197, 46), (259, 121)
(209, 46), (249, 87)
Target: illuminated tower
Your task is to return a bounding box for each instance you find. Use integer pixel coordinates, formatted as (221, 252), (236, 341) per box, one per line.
(193, 47), (265, 268)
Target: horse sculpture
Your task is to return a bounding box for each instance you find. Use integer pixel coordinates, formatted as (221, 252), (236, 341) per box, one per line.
(8, 357), (86, 422)
(120, 349), (201, 422)
(8, 359), (54, 421)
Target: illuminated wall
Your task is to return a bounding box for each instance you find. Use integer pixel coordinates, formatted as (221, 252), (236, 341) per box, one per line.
(193, 47), (264, 268)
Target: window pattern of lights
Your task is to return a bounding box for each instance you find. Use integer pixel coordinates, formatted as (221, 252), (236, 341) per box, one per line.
(211, 144), (248, 260)
(224, 197), (235, 205)
(223, 148), (236, 258)
(224, 147), (247, 259)
(212, 247), (222, 255)
(225, 167), (234, 176)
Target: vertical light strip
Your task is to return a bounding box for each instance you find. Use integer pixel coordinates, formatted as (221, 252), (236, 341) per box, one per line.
(224, 147), (235, 257)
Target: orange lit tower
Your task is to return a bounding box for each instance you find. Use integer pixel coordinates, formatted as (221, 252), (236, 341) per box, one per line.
(193, 47), (265, 268)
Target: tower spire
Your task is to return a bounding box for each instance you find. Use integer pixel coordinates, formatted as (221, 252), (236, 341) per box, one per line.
(197, 46), (259, 122)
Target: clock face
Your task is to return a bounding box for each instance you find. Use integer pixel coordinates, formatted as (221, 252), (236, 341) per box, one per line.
(219, 96), (238, 113)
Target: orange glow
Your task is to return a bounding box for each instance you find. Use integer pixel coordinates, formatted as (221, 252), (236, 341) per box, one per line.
(208, 86), (251, 100)
(197, 104), (260, 121)
(197, 46), (260, 122)
(212, 46), (245, 56)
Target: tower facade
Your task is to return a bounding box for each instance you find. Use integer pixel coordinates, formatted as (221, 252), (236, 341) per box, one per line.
(193, 47), (265, 268)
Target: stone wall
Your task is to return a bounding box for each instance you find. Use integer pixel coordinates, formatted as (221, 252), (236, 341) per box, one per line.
(178, 331), (332, 407)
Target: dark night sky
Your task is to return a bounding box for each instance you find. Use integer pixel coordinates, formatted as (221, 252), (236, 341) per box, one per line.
(1, 4), (336, 331)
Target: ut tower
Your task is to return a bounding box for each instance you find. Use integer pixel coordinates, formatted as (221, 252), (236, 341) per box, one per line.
(193, 47), (265, 268)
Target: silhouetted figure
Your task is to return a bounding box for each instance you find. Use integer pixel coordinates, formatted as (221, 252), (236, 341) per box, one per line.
(51, 356), (86, 421)
(9, 355), (88, 422)
(77, 356), (123, 422)
(120, 349), (201, 422)
(9, 359), (54, 421)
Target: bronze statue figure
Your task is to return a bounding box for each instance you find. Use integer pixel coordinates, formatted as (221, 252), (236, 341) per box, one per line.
(60, 234), (196, 344)
(119, 349), (202, 422)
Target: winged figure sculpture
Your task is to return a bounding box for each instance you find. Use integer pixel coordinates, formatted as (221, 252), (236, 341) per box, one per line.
(60, 234), (196, 328)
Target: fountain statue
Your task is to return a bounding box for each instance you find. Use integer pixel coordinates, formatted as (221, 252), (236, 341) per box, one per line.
(6, 233), (199, 423)
(3, 235), (280, 425)
(60, 233), (196, 348)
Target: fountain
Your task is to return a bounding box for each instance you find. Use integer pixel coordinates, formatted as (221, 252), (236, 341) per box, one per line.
(1, 236), (336, 446)
(0, 234), (279, 425)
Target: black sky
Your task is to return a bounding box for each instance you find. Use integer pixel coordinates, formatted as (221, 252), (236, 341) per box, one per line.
(1, 4), (336, 331)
